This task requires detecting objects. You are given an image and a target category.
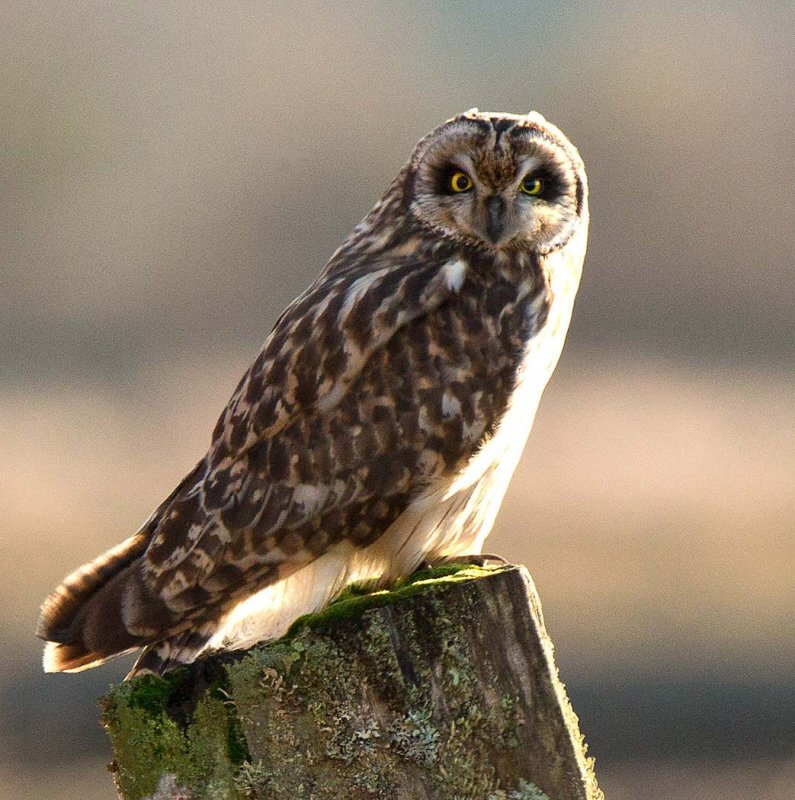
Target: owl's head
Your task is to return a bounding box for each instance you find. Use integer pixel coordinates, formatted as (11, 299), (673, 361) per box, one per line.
(406, 109), (587, 253)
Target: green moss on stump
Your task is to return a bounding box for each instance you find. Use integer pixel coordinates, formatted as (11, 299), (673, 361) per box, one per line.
(102, 564), (595, 800)
(286, 563), (507, 635)
(103, 683), (247, 799)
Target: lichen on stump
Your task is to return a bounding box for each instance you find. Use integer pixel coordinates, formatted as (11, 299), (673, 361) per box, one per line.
(101, 564), (602, 800)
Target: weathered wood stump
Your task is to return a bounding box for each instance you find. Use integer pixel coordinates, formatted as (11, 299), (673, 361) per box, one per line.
(101, 564), (602, 799)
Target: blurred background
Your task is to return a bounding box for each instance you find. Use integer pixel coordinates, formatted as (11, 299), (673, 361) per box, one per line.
(1, 2), (793, 797)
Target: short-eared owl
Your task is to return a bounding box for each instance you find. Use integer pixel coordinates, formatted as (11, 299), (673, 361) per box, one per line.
(38, 109), (589, 677)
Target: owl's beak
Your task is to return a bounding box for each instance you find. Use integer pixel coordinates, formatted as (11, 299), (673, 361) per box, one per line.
(485, 195), (506, 243)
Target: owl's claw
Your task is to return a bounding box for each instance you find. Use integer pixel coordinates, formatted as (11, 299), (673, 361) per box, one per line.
(425, 553), (510, 569)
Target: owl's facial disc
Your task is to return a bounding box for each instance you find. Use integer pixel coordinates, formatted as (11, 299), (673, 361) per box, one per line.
(408, 113), (583, 252)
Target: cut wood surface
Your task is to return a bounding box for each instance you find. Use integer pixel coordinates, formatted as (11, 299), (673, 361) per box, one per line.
(102, 563), (603, 800)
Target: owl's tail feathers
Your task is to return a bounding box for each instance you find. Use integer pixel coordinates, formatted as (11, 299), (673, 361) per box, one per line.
(127, 627), (215, 679)
(37, 530), (159, 673)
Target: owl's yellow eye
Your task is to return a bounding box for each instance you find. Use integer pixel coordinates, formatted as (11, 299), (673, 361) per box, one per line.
(519, 176), (543, 196)
(450, 171), (473, 193)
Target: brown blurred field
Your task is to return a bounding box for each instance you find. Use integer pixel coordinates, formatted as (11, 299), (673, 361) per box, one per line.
(1, 2), (793, 798)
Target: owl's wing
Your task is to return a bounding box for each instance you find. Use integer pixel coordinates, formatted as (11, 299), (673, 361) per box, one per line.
(212, 255), (468, 449)
(141, 253), (474, 612)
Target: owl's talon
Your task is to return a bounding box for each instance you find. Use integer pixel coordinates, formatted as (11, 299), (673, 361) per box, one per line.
(428, 553), (510, 569)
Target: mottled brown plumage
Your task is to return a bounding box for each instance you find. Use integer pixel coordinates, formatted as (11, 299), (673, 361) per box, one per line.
(38, 109), (589, 676)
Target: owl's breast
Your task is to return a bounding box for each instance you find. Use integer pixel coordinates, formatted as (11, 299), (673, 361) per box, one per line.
(421, 243), (584, 556)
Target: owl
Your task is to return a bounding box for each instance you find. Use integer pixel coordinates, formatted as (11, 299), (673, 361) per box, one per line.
(38, 109), (589, 677)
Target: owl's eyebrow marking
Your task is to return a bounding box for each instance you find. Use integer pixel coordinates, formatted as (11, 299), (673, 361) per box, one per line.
(517, 156), (542, 176)
(449, 153), (476, 174)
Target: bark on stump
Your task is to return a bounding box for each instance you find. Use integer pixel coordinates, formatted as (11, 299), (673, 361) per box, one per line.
(101, 564), (602, 800)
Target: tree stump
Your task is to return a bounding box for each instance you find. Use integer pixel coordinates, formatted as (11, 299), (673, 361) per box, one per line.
(101, 564), (603, 800)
